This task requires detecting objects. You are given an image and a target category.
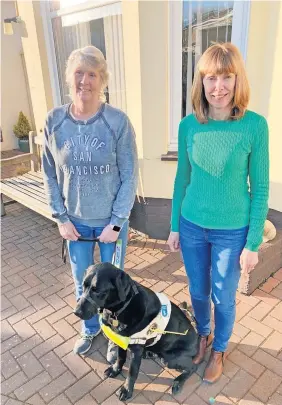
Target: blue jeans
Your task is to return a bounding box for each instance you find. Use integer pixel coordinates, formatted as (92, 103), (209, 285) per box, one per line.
(68, 220), (129, 335)
(179, 216), (248, 352)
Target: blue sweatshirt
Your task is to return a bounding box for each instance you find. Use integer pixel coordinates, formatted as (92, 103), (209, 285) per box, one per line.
(42, 103), (138, 228)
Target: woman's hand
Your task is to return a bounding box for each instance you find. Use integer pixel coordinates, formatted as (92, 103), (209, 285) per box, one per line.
(58, 222), (80, 241)
(99, 224), (119, 243)
(167, 231), (180, 252)
(240, 248), (259, 273)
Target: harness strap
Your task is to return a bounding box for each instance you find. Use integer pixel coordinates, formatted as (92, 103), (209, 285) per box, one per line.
(114, 284), (139, 316)
(149, 326), (189, 336)
(82, 293), (97, 306)
(62, 237), (100, 264)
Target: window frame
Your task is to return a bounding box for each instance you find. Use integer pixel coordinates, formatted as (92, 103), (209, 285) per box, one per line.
(40, 0), (122, 108)
(167, 0), (251, 152)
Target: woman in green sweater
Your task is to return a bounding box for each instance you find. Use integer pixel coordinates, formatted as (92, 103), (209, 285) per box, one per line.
(168, 43), (269, 383)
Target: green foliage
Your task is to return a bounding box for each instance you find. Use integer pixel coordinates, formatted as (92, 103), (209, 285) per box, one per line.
(13, 111), (32, 139)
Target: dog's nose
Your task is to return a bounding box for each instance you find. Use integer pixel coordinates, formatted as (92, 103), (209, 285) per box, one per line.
(73, 306), (83, 319)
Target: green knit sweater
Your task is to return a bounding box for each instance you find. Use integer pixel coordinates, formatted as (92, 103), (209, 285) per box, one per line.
(171, 110), (269, 252)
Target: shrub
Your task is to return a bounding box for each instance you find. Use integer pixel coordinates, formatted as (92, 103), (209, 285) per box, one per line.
(13, 112), (32, 140)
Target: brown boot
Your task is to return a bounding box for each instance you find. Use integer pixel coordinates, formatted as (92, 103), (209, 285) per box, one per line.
(203, 349), (227, 384)
(193, 333), (214, 365)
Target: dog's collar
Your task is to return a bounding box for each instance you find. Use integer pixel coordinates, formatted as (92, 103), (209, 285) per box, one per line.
(102, 309), (127, 332)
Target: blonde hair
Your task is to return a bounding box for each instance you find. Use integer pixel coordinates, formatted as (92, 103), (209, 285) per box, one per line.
(191, 43), (250, 123)
(65, 45), (109, 102)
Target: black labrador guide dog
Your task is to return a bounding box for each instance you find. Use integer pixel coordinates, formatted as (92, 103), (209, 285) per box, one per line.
(74, 263), (198, 401)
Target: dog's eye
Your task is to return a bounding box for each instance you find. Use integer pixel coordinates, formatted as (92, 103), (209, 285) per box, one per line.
(83, 282), (91, 291)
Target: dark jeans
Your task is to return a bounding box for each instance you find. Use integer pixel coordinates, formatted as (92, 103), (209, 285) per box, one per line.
(179, 216), (248, 352)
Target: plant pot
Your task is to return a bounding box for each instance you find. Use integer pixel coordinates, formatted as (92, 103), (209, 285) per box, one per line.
(18, 139), (30, 153)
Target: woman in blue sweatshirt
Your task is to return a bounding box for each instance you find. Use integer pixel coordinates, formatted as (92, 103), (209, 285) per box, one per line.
(42, 46), (138, 356)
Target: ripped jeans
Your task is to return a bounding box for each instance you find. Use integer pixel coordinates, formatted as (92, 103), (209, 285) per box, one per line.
(179, 216), (248, 352)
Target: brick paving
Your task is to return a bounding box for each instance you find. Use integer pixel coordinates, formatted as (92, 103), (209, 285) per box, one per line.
(1, 202), (282, 405)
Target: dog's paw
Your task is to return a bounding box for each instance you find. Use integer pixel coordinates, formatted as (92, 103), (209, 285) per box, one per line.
(118, 385), (133, 401)
(104, 365), (121, 378)
(171, 379), (183, 396)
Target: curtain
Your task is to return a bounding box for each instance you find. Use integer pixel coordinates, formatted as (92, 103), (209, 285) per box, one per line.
(104, 14), (126, 111)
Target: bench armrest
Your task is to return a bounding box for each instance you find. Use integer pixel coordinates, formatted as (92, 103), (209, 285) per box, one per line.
(0, 153), (38, 167)
(30, 131), (43, 146)
(1, 131), (40, 169)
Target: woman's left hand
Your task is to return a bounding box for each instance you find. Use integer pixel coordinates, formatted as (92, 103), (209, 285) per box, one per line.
(98, 224), (119, 243)
(240, 248), (259, 273)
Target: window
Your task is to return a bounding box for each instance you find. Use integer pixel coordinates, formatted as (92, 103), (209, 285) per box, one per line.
(41, 0), (126, 111)
(182, 1), (234, 117)
(168, 0), (250, 151)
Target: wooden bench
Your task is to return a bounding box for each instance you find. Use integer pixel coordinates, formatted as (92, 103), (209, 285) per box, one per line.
(0, 131), (54, 221)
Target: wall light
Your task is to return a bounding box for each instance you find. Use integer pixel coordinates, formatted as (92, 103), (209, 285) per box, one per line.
(3, 16), (22, 35)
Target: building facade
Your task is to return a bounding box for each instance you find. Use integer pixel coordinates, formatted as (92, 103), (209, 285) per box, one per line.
(3, 0), (282, 239)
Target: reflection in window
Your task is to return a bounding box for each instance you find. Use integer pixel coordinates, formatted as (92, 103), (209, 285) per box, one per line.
(182, 1), (234, 117)
(51, 3), (126, 111)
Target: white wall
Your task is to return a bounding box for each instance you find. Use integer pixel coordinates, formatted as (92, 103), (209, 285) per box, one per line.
(246, 1), (282, 211)
(1, 0), (33, 151)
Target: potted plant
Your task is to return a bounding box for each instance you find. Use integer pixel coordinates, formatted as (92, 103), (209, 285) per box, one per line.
(13, 111), (32, 153)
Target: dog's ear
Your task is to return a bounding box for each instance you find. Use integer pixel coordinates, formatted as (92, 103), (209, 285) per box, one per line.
(115, 271), (127, 302)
